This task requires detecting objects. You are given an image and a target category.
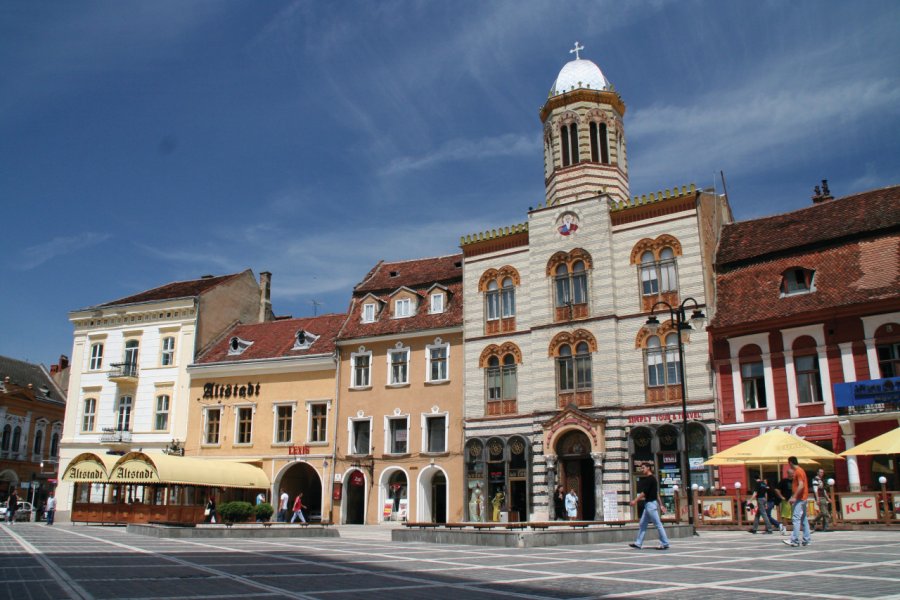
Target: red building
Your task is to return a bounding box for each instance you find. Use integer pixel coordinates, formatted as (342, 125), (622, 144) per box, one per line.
(709, 184), (900, 492)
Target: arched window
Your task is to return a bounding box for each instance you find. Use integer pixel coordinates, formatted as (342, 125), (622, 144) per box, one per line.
(501, 277), (515, 318)
(590, 122), (609, 164)
(641, 251), (658, 296)
(643, 330), (684, 403)
(599, 122), (609, 164)
(875, 323), (900, 377)
(82, 397), (97, 432)
(50, 433), (59, 457)
(561, 125), (571, 166)
(659, 247), (677, 292)
(480, 267), (520, 335)
(739, 345), (766, 410)
(552, 334), (594, 408)
(33, 429), (43, 456)
(795, 354), (822, 404)
(0, 425), (10, 451)
(481, 343), (521, 415)
(569, 123), (579, 163)
(572, 261), (587, 304)
(557, 344), (574, 393)
(486, 280), (500, 321)
(11, 426), (21, 454)
(555, 264), (570, 306)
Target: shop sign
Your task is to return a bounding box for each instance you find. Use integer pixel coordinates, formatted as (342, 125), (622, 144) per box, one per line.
(840, 494), (879, 520)
(508, 469), (526, 478)
(628, 411), (702, 424)
(113, 460), (159, 482)
(701, 498), (734, 522)
(662, 452), (677, 464)
(834, 377), (900, 407)
(689, 457), (706, 470)
(288, 445), (310, 456)
(758, 423), (807, 437)
(383, 501), (394, 519)
(349, 471), (365, 487)
(202, 381), (261, 400)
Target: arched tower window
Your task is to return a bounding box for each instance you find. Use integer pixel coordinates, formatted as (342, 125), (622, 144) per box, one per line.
(637, 321), (685, 404)
(480, 343), (522, 416)
(569, 123), (579, 163)
(560, 126), (571, 167)
(548, 249), (593, 321)
(479, 267), (520, 335)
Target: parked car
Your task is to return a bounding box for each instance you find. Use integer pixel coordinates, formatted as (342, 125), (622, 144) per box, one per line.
(0, 500), (34, 522)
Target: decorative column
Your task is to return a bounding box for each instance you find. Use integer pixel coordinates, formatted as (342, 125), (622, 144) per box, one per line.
(839, 419), (861, 492)
(591, 452), (604, 521)
(545, 455), (557, 495)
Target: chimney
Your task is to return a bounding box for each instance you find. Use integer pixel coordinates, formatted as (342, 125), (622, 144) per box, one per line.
(259, 271), (273, 322)
(59, 355), (69, 370)
(812, 179), (833, 204)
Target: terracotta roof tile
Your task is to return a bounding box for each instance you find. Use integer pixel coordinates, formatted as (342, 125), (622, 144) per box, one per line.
(711, 235), (900, 329)
(197, 313), (347, 363)
(92, 270), (250, 308)
(339, 254), (464, 340)
(717, 185), (900, 266)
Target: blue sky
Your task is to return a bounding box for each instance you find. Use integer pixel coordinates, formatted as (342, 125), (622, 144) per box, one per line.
(2, 1), (898, 367)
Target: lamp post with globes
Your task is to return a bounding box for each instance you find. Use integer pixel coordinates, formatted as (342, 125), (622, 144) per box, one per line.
(644, 297), (706, 534)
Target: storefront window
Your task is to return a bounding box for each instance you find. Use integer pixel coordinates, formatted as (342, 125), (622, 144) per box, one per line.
(465, 436), (530, 522)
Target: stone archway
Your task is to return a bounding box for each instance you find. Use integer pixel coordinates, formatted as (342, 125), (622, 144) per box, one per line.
(417, 466), (447, 523)
(555, 430), (595, 520)
(275, 462), (322, 522)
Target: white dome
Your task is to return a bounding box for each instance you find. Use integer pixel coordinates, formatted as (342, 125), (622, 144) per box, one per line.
(550, 59), (610, 96)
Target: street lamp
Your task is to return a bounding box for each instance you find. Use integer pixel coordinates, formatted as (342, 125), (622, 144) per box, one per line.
(645, 297), (706, 534)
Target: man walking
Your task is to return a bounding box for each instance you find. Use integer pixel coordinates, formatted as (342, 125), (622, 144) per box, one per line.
(628, 462), (670, 550)
(783, 456), (812, 547)
(278, 489), (289, 522)
(45, 491), (57, 525)
(6, 489), (19, 524)
(811, 468), (831, 532)
(748, 476), (778, 534)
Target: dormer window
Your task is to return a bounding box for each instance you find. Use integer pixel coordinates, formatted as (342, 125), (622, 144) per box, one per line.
(430, 293), (445, 314)
(362, 303), (376, 323)
(395, 298), (412, 318)
(781, 268), (815, 297)
(228, 336), (254, 356)
(292, 329), (319, 350)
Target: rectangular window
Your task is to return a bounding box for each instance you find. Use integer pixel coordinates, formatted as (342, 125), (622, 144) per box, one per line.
(390, 349), (409, 385)
(641, 265), (659, 296)
(82, 398), (96, 432)
(796, 355), (822, 404)
(388, 418), (408, 454)
(352, 420), (370, 455)
(395, 298), (411, 318)
(501, 286), (515, 318)
(353, 353), (371, 387)
(486, 290), (501, 320)
(310, 403), (327, 443)
(430, 293), (444, 314)
(161, 337), (175, 366)
(154, 394), (170, 430)
(237, 407), (253, 444)
(487, 365), (501, 399)
(89, 343), (104, 370)
(362, 303), (376, 323)
(426, 415), (446, 453)
(276, 405), (292, 443)
(877, 342), (900, 378)
(741, 361), (767, 409)
(205, 408), (221, 445)
(429, 345), (448, 382)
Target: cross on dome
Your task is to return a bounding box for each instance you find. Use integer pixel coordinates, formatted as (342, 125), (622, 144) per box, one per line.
(570, 41), (584, 60)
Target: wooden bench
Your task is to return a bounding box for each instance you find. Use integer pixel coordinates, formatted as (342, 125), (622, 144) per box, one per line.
(403, 522), (440, 529)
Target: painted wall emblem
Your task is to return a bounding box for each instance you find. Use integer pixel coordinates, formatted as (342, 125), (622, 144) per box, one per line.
(557, 212), (579, 236)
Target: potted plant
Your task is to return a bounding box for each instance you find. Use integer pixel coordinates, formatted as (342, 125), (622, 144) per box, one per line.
(217, 501), (253, 525)
(254, 502), (274, 523)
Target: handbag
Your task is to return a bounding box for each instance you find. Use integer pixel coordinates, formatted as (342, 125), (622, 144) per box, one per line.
(204, 508), (211, 517)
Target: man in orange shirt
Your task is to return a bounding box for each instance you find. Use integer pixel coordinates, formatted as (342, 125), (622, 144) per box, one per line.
(783, 456), (812, 547)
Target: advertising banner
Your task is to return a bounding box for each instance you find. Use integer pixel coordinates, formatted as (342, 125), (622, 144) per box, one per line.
(840, 494), (879, 520)
(700, 498), (734, 522)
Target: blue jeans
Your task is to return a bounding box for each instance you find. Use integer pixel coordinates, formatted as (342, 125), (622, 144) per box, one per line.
(790, 500), (811, 545)
(635, 500), (670, 547)
(752, 500), (780, 531)
(46, 510), (55, 525)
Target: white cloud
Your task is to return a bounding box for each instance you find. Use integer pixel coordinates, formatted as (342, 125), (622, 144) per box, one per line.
(15, 232), (111, 270)
(383, 133), (540, 175)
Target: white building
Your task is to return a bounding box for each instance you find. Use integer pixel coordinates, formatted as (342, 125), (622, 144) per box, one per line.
(460, 48), (732, 521)
(56, 270), (267, 521)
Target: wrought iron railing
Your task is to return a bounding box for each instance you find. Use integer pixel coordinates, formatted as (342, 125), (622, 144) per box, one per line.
(100, 428), (132, 443)
(108, 362), (138, 379)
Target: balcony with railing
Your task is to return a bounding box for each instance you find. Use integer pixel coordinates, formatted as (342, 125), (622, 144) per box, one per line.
(108, 362), (138, 382)
(101, 428), (132, 444)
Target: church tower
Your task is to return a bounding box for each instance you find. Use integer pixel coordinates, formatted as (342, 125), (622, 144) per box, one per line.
(541, 43), (629, 206)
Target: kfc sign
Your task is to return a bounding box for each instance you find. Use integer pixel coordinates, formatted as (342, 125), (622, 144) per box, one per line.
(759, 423), (807, 437)
(840, 494), (879, 521)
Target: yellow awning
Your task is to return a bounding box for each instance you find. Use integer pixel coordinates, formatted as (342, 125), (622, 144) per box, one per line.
(108, 452), (269, 489)
(61, 453), (120, 483)
(705, 429), (843, 464)
(840, 427), (900, 456)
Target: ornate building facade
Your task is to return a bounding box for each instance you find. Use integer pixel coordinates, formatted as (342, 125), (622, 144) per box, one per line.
(709, 185), (900, 492)
(461, 49), (732, 521)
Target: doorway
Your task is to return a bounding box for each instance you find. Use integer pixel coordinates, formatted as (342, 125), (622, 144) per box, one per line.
(556, 430), (595, 520)
(345, 469), (366, 524)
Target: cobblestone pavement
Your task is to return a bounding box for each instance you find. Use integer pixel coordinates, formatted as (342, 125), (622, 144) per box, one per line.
(1, 523), (898, 600)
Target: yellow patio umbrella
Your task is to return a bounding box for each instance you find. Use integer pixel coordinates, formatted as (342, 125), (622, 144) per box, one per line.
(704, 429), (843, 465)
(840, 426), (900, 456)
(704, 456), (819, 467)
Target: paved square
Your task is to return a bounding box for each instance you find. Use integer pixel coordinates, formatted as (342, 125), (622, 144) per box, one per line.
(1, 524), (898, 599)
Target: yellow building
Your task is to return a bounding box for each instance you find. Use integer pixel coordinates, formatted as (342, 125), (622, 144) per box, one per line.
(335, 255), (464, 524)
(186, 313), (345, 523)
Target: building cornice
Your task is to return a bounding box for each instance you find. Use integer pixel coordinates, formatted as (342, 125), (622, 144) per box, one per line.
(187, 353), (337, 377)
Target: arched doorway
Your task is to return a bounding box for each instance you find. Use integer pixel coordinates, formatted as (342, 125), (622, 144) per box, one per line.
(381, 469), (408, 522)
(344, 469), (366, 524)
(276, 462), (322, 522)
(418, 467), (447, 523)
(0, 469), (18, 502)
(555, 430), (595, 520)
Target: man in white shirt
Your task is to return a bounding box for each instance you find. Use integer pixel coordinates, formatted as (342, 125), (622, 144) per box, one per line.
(279, 490), (289, 522)
(45, 492), (57, 526)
